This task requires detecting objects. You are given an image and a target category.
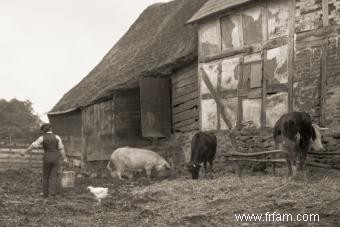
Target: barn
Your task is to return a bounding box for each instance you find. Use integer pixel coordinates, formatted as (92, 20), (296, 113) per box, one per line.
(48, 0), (208, 167)
(49, 0), (340, 171)
(187, 0), (340, 167)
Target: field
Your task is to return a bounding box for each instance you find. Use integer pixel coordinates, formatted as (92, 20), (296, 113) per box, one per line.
(1, 167), (340, 227)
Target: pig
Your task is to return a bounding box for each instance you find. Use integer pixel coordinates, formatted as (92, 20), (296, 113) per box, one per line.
(107, 147), (171, 183)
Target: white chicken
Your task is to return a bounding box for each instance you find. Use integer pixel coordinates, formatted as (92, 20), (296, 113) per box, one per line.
(87, 186), (109, 204)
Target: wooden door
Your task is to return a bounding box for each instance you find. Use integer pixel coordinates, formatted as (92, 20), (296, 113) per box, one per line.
(139, 77), (171, 137)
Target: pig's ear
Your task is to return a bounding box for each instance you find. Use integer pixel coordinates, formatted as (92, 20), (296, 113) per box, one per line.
(164, 162), (171, 169)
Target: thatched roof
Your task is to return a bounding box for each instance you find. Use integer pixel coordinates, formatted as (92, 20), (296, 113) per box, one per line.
(50, 0), (207, 114)
(187, 0), (252, 24)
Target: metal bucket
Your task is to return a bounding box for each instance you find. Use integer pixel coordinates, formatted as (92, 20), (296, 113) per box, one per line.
(61, 170), (75, 188)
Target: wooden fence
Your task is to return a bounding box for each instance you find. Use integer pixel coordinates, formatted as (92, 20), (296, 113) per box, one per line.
(0, 147), (43, 171)
(0, 129), (43, 171)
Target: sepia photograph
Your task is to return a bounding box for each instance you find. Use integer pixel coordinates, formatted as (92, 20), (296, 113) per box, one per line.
(1, 0), (340, 226)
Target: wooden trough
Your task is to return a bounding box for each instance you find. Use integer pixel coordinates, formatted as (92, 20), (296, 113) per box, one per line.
(224, 149), (340, 178)
(224, 149), (290, 178)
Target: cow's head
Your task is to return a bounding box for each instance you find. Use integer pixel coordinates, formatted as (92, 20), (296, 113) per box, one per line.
(185, 162), (201, 179)
(310, 124), (327, 152)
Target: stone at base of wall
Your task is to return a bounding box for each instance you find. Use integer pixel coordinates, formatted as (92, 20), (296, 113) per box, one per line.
(79, 128), (340, 177)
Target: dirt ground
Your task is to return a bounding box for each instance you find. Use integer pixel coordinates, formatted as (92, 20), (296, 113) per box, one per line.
(0, 166), (340, 227)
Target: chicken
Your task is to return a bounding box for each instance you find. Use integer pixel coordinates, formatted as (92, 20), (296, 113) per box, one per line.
(87, 186), (108, 204)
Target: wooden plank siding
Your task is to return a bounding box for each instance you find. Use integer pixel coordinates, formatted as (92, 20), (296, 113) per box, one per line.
(171, 64), (199, 133)
(82, 88), (148, 161)
(49, 109), (82, 157)
(82, 99), (115, 161)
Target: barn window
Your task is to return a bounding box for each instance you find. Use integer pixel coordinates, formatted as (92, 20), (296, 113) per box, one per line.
(250, 62), (262, 88)
(241, 62), (262, 90)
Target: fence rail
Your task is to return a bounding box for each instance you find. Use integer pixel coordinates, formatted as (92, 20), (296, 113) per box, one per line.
(0, 147), (43, 171)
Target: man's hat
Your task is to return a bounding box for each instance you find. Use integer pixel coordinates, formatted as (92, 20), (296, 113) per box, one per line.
(40, 123), (52, 133)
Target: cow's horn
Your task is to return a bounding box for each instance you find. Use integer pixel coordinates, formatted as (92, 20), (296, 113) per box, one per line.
(312, 124), (329, 131)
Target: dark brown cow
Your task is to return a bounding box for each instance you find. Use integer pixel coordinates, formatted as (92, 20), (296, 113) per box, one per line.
(186, 132), (217, 179)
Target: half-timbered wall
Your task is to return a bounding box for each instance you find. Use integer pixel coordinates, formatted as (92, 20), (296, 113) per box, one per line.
(325, 36), (340, 128)
(197, 0), (340, 131)
(198, 0), (290, 130)
(171, 64), (199, 133)
(49, 110), (82, 157)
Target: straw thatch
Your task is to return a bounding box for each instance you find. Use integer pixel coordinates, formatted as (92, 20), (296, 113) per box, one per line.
(50, 0), (207, 113)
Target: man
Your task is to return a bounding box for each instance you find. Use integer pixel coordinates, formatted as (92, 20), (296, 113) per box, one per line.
(22, 123), (68, 197)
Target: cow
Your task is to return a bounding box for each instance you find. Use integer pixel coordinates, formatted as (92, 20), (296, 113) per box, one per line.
(186, 132), (217, 179)
(106, 147), (171, 183)
(273, 112), (327, 181)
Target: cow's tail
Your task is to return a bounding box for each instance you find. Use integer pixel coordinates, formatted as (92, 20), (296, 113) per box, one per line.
(107, 159), (112, 172)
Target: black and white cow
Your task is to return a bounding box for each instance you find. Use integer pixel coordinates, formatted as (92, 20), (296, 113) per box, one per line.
(273, 112), (326, 180)
(186, 132), (217, 179)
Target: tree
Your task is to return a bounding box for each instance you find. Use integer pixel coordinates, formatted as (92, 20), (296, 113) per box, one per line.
(0, 98), (42, 132)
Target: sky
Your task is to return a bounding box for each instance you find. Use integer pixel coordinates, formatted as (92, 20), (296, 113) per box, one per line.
(0, 0), (170, 122)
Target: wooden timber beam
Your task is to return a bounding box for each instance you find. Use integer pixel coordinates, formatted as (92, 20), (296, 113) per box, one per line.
(201, 70), (239, 152)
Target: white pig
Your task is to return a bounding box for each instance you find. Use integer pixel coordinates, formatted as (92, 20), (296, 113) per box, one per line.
(107, 147), (171, 183)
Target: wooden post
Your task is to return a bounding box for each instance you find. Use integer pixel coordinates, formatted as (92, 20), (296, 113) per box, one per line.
(9, 134), (12, 169)
(29, 151), (32, 166)
(9, 134), (12, 152)
(233, 161), (241, 178)
(80, 108), (87, 170)
(320, 39), (328, 126)
(217, 63), (222, 130)
(288, 0), (296, 113)
(322, 0), (329, 27)
(237, 58), (244, 129)
(261, 49), (267, 128)
(261, 1), (268, 128)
